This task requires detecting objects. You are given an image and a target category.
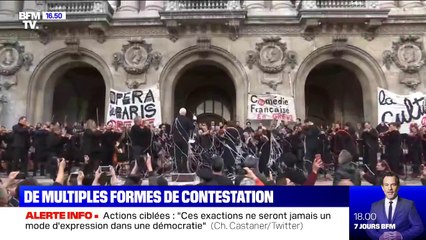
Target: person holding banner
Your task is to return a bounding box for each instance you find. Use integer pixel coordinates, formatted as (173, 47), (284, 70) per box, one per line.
(172, 108), (194, 173)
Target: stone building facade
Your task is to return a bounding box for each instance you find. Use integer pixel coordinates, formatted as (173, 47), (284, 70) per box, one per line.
(0, 0), (426, 128)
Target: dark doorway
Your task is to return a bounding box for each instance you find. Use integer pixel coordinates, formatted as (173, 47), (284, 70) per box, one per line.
(174, 64), (235, 124)
(305, 63), (364, 126)
(52, 66), (106, 125)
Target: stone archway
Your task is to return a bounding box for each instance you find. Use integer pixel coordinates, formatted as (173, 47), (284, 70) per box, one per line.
(27, 48), (113, 124)
(159, 46), (248, 124)
(294, 45), (387, 124)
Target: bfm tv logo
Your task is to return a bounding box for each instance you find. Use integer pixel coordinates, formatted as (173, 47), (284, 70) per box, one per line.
(19, 12), (42, 30)
(19, 12), (66, 29)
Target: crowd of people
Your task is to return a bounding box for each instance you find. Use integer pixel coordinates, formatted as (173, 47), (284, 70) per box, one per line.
(1, 108), (426, 207)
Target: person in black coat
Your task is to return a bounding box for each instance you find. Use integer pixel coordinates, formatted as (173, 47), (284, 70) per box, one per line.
(380, 122), (403, 175)
(11, 116), (31, 176)
(81, 119), (103, 173)
(243, 121), (254, 134)
(211, 155), (233, 185)
(376, 122), (389, 134)
(31, 123), (50, 176)
(302, 120), (321, 172)
(406, 123), (422, 178)
(361, 121), (379, 174)
(130, 116), (152, 173)
(46, 125), (70, 179)
(224, 125), (241, 172)
(235, 121), (245, 141)
(101, 124), (122, 166)
(257, 128), (271, 175)
(171, 108), (194, 173)
(289, 125), (305, 169)
(0, 127), (13, 174)
(332, 128), (357, 161)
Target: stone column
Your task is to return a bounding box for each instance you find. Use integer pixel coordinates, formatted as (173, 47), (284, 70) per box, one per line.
(107, 0), (118, 11)
(116, 0), (140, 13)
(243, 0), (265, 12)
(272, 0), (296, 14)
(378, 0), (396, 9)
(22, 0), (42, 12)
(142, 1), (164, 17)
(0, 1), (23, 17)
(399, 0), (423, 8)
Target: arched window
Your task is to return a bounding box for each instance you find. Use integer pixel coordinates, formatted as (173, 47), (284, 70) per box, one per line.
(195, 99), (231, 120)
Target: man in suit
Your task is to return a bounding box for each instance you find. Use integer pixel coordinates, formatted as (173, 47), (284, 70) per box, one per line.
(367, 172), (424, 240)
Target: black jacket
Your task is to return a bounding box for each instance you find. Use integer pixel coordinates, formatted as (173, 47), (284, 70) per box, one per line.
(172, 115), (194, 144)
(32, 129), (49, 154)
(303, 125), (321, 152)
(212, 174), (234, 185)
(46, 132), (67, 156)
(130, 125), (152, 149)
(12, 123), (31, 148)
(82, 129), (102, 156)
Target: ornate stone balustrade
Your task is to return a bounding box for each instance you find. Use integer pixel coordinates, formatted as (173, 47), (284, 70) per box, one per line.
(47, 1), (96, 13)
(43, 0), (113, 18)
(298, 0), (389, 41)
(160, 0), (246, 41)
(38, 1), (113, 44)
(300, 0), (380, 9)
(314, 0), (368, 9)
(165, 0), (241, 11)
(298, 0), (386, 19)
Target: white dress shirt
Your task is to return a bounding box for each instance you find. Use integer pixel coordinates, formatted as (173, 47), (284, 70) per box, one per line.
(385, 196), (398, 221)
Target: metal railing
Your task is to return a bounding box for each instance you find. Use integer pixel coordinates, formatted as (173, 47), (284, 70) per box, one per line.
(165, 0), (242, 11)
(45, 0), (112, 13)
(301, 0), (378, 9)
(316, 0), (366, 8)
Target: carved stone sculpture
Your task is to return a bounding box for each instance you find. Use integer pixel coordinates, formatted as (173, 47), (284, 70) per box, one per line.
(0, 80), (15, 118)
(331, 36), (348, 57)
(0, 41), (33, 76)
(382, 35), (426, 89)
(64, 37), (82, 57)
(246, 36), (297, 90)
(255, 36), (288, 74)
(383, 35), (425, 72)
(112, 38), (162, 75)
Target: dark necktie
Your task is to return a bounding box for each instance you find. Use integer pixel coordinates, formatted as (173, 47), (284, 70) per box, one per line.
(388, 201), (393, 223)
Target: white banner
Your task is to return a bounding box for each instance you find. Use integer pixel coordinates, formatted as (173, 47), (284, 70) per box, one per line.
(377, 88), (426, 133)
(248, 94), (296, 121)
(107, 86), (162, 127)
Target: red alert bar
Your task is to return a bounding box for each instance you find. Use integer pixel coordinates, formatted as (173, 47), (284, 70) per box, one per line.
(26, 212), (97, 220)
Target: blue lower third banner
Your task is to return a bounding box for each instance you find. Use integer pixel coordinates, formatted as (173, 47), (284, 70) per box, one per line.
(5, 186), (351, 239)
(350, 186), (426, 240)
(19, 186), (349, 207)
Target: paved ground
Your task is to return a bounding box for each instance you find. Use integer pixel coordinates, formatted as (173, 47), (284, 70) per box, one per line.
(1, 173), (423, 186)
